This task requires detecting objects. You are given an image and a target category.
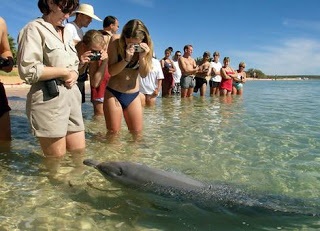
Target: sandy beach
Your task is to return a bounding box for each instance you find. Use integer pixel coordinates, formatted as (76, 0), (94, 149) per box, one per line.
(1, 75), (29, 97)
(1, 73), (299, 98)
(1, 75), (91, 97)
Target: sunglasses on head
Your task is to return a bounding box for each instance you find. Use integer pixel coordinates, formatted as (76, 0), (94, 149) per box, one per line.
(58, 4), (74, 14)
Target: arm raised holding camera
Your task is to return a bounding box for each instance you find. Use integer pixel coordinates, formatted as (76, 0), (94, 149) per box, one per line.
(0, 17), (13, 73)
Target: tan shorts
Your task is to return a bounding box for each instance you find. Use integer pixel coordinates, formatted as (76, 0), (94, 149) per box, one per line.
(26, 81), (85, 137)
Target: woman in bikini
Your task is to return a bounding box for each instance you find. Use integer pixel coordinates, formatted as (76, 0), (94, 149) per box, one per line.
(220, 57), (238, 96)
(104, 19), (153, 136)
(232, 61), (247, 95)
(160, 48), (175, 97)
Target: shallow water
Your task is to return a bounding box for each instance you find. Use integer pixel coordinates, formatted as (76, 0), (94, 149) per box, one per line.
(1, 80), (320, 230)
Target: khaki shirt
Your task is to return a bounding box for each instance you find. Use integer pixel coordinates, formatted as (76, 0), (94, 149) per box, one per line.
(17, 18), (79, 84)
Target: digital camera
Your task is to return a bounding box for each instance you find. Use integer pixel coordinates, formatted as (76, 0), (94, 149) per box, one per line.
(0, 57), (12, 68)
(134, 44), (144, 53)
(89, 51), (102, 61)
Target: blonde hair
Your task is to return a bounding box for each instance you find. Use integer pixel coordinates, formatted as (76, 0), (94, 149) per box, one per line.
(82, 30), (105, 47)
(119, 19), (153, 72)
(239, 61), (246, 67)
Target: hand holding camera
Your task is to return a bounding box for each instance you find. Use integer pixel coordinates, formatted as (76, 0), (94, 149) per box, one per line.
(133, 44), (144, 53)
(0, 56), (14, 72)
(89, 50), (102, 61)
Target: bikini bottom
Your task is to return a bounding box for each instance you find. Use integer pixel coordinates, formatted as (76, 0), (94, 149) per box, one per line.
(106, 86), (139, 109)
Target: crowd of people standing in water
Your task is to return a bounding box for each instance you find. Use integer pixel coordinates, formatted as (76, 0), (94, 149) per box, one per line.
(156, 47), (247, 98)
(0, 0), (247, 160)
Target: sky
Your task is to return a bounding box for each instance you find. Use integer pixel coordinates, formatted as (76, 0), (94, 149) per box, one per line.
(1, 0), (320, 75)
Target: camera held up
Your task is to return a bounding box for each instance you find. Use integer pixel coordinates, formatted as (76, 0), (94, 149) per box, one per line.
(0, 57), (12, 68)
(134, 44), (144, 53)
(89, 51), (102, 61)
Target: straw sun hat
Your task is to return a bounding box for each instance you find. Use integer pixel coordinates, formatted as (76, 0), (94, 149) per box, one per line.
(71, 3), (102, 21)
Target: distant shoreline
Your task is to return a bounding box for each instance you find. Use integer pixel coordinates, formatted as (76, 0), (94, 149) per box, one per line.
(1, 74), (318, 91)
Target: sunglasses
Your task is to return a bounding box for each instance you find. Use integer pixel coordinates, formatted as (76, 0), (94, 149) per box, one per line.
(58, 4), (74, 14)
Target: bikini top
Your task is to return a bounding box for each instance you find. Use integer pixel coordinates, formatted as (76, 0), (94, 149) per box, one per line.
(118, 55), (139, 70)
(163, 59), (172, 68)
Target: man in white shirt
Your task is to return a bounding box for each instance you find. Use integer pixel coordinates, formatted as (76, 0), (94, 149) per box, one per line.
(172, 50), (182, 94)
(139, 58), (164, 107)
(65, 4), (102, 103)
(65, 3), (102, 45)
(209, 51), (222, 96)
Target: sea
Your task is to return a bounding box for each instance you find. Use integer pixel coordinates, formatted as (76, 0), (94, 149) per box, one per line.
(1, 80), (320, 231)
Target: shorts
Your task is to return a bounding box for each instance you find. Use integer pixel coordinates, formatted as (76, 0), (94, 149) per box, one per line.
(180, 75), (195, 89)
(194, 77), (207, 92)
(209, 80), (220, 88)
(91, 71), (110, 103)
(26, 81), (84, 137)
(0, 82), (11, 117)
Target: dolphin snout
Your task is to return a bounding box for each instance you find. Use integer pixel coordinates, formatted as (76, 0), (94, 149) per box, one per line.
(83, 159), (100, 168)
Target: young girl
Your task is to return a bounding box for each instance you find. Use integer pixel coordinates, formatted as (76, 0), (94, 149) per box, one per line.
(76, 29), (108, 117)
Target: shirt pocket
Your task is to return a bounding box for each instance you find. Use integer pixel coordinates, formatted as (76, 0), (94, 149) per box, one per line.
(43, 41), (65, 67)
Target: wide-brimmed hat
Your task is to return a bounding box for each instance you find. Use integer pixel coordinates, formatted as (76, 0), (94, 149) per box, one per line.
(71, 4), (102, 21)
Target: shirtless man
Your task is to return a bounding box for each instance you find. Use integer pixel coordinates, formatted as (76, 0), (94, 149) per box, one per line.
(194, 51), (211, 97)
(0, 17), (14, 142)
(178, 44), (199, 98)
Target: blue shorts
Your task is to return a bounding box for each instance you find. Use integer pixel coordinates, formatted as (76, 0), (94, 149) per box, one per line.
(180, 75), (195, 89)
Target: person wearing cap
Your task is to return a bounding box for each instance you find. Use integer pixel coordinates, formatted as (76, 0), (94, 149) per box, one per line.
(209, 51), (222, 96)
(194, 51), (211, 97)
(65, 3), (102, 103)
(65, 3), (102, 45)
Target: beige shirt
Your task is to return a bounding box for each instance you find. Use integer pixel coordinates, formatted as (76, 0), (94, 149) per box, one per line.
(17, 18), (79, 84)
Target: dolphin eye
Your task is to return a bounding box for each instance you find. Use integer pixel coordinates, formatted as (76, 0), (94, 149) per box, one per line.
(117, 167), (123, 176)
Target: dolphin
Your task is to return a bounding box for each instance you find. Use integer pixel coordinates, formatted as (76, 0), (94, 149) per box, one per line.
(83, 159), (319, 216)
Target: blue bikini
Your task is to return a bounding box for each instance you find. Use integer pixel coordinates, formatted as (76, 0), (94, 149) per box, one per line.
(106, 87), (139, 109)
(106, 56), (140, 109)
